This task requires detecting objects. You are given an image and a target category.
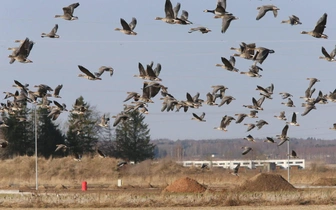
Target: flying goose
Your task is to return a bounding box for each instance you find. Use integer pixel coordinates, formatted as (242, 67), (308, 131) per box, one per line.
(205, 93), (218, 106)
(115, 18), (137, 35)
(231, 42), (256, 59)
(281, 98), (295, 107)
(264, 137), (275, 143)
(279, 92), (293, 99)
(289, 150), (298, 158)
(155, 0), (180, 24)
(307, 77), (320, 89)
(252, 47), (275, 65)
(235, 113), (247, 124)
(300, 87), (315, 102)
(188, 27), (211, 34)
(138, 83), (155, 103)
(248, 110), (259, 118)
(204, 0), (229, 16)
(149, 62), (162, 77)
(243, 96), (265, 111)
(241, 146), (252, 155)
(214, 115), (231, 131)
(274, 111), (286, 121)
(161, 96), (178, 112)
(301, 13), (328, 39)
(211, 85), (228, 95)
(229, 163), (240, 176)
(8, 38), (34, 64)
(256, 5), (280, 20)
(314, 90), (328, 104)
(256, 85), (273, 99)
(13, 80), (29, 95)
(244, 123), (256, 132)
(142, 81), (165, 100)
(70, 98), (87, 115)
(301, 102), (316, 116)
(78, 65), (102, 80)
(112, 112), (130, 127)
(326, 89), (336, 102)
(53, 100), (68, 112)
(256, 119), (268, 129)
(97, 149), (106, 158)
(192, 92), (204, 105)
(218, 95), (235, 107)
(55, 144), (67, 152)
(41, 24), (60, 38)
(216, 56), (239, 72)
(319, 46), (336, 62)
(286, 112), (300, 126)
(51, 84), (63, 98)
(134, 62), (147, 79)
(201, 163), (208, 170)
(276, 124), (289, 146)
(220, 14), (239, 33)
(174, 4), (193, 25)
(145, 65), (162, 81)
(55, 3), (80, 20)
(123, 92), (141, 102)
(37, 95), (51, 108)
(46, 101), (66, 120)
(240, 68), (262, 78)
(98, 114), (110, 127)
(191, 112), (206, 122)
(95, 66), (114, 77)
(281, 15), (301, 25)
(244, 134), (256, 142)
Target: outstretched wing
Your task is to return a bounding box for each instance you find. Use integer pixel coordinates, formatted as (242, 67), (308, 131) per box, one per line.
(120, 18), (132, 31)
(78, 65), (96, 78)
(128, 17), (137, 30)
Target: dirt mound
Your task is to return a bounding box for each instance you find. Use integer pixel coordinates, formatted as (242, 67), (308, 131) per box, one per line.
(312, 178), (336, 186)
(238, 173), (296, 192)
(164, 177), (206, 193)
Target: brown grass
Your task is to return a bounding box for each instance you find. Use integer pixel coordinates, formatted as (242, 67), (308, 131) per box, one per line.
(0, 157), (336, 208)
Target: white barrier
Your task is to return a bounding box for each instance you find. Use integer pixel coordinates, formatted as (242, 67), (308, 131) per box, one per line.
(179, 159), (305, 169)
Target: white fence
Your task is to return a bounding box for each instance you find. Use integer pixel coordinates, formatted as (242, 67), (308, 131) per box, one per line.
(179, 159), (305, 169)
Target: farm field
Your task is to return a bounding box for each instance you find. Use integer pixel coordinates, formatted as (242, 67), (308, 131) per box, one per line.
(5, 207), (336, 210)
(0, 157), (336, 208)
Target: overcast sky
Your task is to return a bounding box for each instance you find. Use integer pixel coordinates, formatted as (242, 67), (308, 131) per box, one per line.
(1, 0), (336, 141)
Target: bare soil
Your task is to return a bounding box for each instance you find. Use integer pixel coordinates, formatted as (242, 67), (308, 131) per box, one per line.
(238, 173), (297, 192)
(163, 177), (207, 193)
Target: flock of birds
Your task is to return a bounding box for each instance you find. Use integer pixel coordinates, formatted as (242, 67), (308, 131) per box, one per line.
(2, 0), (336, 166)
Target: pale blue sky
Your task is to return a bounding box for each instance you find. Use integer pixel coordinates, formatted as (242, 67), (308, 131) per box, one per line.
(1, 1), (336, 141)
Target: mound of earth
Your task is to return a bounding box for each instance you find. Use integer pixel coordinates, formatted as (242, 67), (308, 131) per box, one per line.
(238, 173), (296, 192)
(164, 177), (206, 193)
(312, 178), (336, 186)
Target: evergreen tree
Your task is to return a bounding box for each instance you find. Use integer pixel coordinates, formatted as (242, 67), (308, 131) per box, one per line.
(65, 96), (100, 155)
(37, 108), (65, 158)
(113, 110), (155, 163)
(1, 106), (34, 157)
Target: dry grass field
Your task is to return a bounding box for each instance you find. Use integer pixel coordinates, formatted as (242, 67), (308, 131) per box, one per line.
(7, 207), (336, 210)
(0, 156), (336, 208)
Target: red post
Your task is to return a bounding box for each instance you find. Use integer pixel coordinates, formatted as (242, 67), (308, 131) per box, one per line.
(82, 181), (87, 191)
